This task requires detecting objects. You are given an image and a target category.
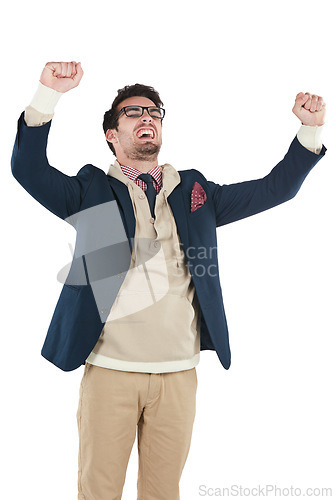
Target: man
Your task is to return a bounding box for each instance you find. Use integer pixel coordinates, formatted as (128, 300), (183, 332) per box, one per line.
(11, 61), (327, 500)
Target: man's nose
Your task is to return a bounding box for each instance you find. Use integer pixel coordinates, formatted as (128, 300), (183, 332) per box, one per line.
(141, 109), (152, 121)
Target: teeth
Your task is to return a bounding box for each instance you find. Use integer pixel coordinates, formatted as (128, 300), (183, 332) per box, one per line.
(137, 129), (154, 138)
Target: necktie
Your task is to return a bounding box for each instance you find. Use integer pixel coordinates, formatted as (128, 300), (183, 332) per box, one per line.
(137, 173), (157, 217)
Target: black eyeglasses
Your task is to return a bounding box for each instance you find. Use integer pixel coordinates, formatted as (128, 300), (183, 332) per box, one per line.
(115, 105), (165, 121)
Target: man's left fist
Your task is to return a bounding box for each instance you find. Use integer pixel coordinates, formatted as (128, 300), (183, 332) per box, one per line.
(292, 92), (326, 126)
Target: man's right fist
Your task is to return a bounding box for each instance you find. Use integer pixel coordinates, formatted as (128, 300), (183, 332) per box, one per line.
(40, 61), (84, 93)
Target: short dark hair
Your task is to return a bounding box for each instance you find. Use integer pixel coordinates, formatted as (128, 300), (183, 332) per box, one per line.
(103, 83), (164, 156)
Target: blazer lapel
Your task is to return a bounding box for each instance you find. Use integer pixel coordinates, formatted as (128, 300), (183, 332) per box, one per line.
(167, 183), (190, 253)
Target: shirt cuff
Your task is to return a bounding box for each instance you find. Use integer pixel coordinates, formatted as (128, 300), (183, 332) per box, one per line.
(297, 124), (324, 155)
(24, 105), (54, 127)
(29, 81), (63, 114)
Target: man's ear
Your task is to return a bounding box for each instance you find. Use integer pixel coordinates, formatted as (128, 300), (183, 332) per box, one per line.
(106, 129), (118, 144)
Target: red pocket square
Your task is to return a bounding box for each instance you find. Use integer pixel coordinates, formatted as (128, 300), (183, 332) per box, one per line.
(191, 182), (207, 212)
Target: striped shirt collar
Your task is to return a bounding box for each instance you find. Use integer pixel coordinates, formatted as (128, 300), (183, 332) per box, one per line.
(117, 162), (162, 192)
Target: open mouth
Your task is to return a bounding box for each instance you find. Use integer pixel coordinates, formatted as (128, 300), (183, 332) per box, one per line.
(136, 128), (155, 140)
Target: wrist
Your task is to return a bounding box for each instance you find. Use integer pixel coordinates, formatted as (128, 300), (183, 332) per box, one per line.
(301, 122), (325, 127)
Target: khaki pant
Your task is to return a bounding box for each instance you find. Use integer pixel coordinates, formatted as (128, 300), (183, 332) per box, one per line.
(76, 362), (198, 500)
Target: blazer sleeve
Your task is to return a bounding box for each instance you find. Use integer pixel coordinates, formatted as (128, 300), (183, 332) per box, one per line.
(11, 111), (95, 221)
(207, 135), (327, 228)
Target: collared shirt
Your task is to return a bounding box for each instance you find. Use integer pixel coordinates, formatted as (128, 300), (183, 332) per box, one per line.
(118, 162), (163, 194)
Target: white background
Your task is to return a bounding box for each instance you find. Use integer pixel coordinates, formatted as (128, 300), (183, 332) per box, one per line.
(1, 0), (332, 498)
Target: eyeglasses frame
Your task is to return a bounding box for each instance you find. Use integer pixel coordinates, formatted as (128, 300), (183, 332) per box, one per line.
(114, 105), (165, 122)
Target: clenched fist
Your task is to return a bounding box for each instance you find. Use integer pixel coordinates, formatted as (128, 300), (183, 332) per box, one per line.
(292, 92), (326, 126)
(40, 61), (84, 93)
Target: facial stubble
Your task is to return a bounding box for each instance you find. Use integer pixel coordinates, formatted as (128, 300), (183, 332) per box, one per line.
(126, 140), (161, 162)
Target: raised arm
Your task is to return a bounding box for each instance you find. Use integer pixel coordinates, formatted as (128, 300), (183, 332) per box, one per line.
(207, 92), (327, 227)
(10, 61), (94, 221)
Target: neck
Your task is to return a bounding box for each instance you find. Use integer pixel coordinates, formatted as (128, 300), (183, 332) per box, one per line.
(116, 153), (159, 173)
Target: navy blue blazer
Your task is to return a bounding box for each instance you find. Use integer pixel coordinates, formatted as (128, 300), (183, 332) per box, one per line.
(11, 111), (327, 371)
